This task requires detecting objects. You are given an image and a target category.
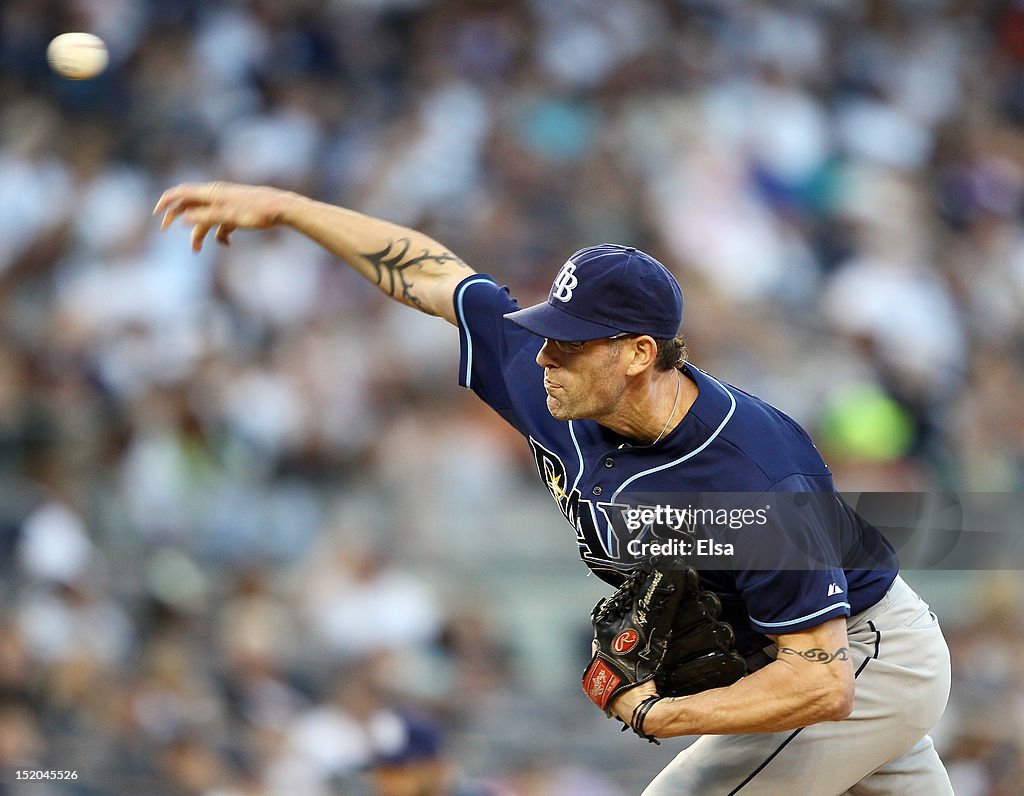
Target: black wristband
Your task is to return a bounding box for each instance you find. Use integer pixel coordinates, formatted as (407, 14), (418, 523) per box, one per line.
(630, 695), (662, 745)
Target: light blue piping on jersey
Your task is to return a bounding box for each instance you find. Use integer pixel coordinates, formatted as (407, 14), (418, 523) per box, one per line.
(609, 368), (737, 503)
(749, 601), (851, 629)
(455, 277), (499, 389)
(567, 421), (586, 494)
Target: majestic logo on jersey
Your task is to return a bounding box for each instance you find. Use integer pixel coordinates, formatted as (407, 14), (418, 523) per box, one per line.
(551, 261), (578, 302)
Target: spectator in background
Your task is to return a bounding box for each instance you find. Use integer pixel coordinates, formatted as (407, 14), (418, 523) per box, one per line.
(368, 711), (505, 796)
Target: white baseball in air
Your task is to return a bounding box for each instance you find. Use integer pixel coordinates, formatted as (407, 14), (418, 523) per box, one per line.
(47, 32), (109, 80)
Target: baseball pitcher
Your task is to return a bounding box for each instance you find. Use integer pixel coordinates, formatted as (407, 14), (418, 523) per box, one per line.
(155, 183), (953, 795)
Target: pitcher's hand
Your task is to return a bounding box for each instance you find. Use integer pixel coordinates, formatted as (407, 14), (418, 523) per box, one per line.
(154, 182), (295, 251)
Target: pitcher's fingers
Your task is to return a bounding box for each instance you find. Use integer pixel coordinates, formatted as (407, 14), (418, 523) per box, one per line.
(215, 224), (235, 246)
(154, 183), (205, 214)
(190, 222), (214, 252)
(159, 196), (212, 230)
(159, 203), (185, 231)
(153, 189), (179, 216)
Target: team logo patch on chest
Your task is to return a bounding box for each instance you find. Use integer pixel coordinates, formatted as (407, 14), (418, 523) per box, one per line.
(527, 436), (674, 566)
(529, 436), (576, 516)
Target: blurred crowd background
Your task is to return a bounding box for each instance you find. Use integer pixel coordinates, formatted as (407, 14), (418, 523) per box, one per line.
(1, 0), (1024, 793)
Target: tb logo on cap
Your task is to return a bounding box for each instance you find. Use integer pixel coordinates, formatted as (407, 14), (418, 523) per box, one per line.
(551, 261), (578, 302)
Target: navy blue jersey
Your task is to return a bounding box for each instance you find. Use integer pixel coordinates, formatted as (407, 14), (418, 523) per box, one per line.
(454, 275), (898, 654)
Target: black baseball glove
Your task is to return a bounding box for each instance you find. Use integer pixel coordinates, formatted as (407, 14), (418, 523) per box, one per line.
(582, 565), (747, 722)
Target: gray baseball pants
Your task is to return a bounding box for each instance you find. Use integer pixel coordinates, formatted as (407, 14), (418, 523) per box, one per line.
(642, 576), (953, 795)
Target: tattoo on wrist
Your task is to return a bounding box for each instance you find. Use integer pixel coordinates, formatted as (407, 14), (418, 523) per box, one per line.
(778, 646), (850, 664)
(361, 239), (467, 310)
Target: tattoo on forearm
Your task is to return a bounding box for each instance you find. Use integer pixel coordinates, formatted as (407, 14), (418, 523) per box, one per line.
(361, 239), (467, 311)
(778, 646), (850, 664)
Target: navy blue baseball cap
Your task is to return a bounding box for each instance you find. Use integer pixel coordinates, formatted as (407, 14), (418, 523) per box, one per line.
(504, 244), (683, 341)
(371, 712), (444, 767)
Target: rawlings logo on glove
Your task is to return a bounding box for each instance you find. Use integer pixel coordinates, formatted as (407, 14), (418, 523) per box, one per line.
(612, 629), (639, 653)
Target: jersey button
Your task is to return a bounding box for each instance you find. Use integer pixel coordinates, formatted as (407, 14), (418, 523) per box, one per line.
(604, 458), (614, 468)
(592, 485), (603, 495)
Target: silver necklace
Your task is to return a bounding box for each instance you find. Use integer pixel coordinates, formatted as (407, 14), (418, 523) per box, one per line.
(651, 371), (682, 445)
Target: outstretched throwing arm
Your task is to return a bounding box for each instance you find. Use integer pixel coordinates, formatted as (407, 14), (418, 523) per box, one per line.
(154, 182), (474, 324)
